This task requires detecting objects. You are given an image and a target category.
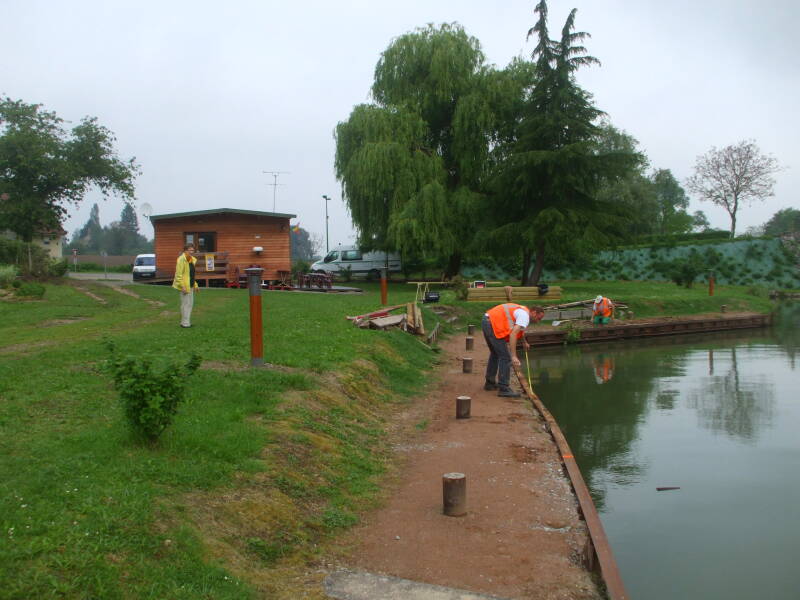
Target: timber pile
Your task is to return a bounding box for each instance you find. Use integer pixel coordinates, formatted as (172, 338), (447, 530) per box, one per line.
(346, 303), (425, 335)
(466, 285), (562, 302)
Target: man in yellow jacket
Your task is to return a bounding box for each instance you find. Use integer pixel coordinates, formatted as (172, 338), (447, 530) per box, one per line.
(172, 244), (198, 328)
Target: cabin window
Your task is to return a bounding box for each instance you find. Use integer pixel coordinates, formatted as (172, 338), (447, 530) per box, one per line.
(341, 249), (362, 261)
(184, 232), (216, 252)
(323, 251), (339, 263)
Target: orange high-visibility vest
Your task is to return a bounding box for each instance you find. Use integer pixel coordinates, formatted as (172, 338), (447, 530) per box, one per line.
(487, 303), (528, 341)
(593, 297), (612, 318)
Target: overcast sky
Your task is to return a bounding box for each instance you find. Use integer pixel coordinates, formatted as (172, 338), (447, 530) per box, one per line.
(2, 0), (797, 249)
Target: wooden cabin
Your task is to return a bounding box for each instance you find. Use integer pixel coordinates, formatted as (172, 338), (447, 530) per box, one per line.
(150, 208), (296, 286)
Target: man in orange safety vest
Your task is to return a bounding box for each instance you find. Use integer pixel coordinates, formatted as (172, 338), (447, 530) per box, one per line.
(592, 295), (613, 325)
(482, 303), (545, 397)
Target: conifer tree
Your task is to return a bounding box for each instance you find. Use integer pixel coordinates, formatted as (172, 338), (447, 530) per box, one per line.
(490, 1), (637, 284)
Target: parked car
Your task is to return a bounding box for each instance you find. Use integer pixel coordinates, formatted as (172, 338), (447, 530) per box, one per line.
(310, 245), (401, 279)
(132, 253), (156, 281)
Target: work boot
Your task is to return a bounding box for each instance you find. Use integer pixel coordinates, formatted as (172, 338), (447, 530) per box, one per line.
(483, 380), (498, 391)
(498, 388), (521, 398)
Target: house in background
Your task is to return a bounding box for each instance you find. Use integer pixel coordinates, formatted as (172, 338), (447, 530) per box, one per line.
(150, 208), (296, 286)
(1, 227), (66, 260)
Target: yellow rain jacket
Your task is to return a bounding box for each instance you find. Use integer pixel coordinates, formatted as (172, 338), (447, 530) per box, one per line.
(172, 253), (198, 292)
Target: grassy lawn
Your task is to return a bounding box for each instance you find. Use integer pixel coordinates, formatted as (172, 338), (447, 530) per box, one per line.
(0, 280), (441, 599)
(0, 277), (775, 598)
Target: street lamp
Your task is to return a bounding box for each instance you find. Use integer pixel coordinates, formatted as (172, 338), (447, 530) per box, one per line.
(322, 194), (331, 253)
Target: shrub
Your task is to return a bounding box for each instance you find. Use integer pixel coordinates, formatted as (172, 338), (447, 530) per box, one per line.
(15, 282), (46, 298)
(48, 259), (69, 277)
(291, 260), (310, 278)
(450, 275), (469, 301)
(105, 341), (201, 443)
(338, 264), (353, 282)
(0, 264), (17, 288)
(668, 258), (704, 288)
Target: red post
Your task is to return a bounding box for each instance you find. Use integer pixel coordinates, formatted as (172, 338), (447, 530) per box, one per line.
(245, 267), (264, 366)
(380, 267), (388, 306)
(709, 272), (715, 296)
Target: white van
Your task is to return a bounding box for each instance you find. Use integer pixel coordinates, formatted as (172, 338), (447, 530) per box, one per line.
(132, 253), (156, 281)
(311, 245), (402, 279)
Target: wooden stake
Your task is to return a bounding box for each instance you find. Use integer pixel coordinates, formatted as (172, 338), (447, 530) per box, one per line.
(456, 395), (471, 418)
(465, 336), (474, 351)
(462, 357), (473, 373)
(442, 472), (467, 516)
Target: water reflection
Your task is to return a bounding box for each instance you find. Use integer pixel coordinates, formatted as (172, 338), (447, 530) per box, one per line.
(688, 347), (775, 442)
(529, 303), (800, 600)
(530, 303), (799, 507)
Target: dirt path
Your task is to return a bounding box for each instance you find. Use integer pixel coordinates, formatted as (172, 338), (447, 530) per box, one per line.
(336, 331), (602, 600)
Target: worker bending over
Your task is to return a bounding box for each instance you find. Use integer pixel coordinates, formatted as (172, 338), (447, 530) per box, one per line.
(592, 295), (613, 325)
(482, 303), (545, 397)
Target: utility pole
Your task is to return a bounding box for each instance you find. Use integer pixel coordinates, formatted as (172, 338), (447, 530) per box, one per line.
(322, 194), (331, 253)
(263, 171), (290, 212)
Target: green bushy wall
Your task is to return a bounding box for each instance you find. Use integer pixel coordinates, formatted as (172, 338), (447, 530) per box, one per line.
(542, 238), (799, 289)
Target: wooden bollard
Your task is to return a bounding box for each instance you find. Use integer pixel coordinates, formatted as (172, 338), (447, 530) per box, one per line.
(467, 324), (475, 336)
(456, 395), (471, 418)
(465, 336), (474, 351)
(721, 304), (727, 313)
(462, 357), (473, 373)
(442, 472), (467, 516)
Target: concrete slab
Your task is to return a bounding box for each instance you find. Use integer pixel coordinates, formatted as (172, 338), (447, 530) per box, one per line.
(324, 570), (511, 600)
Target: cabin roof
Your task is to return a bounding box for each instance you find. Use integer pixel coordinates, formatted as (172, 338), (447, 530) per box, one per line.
(150, 208), (296, 222)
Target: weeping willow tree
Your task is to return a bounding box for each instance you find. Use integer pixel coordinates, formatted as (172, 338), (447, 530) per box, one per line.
(489, 1), (639, 284)
(335, 23), (501, 277)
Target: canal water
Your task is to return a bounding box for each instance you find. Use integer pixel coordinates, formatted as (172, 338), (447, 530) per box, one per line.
(530, 304), (799, 600)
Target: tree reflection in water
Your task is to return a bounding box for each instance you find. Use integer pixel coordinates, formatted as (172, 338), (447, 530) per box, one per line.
(530, 303), (799, 508)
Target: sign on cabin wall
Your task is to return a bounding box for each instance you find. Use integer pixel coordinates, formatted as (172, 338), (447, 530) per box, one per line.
(205, 253), (215, 272)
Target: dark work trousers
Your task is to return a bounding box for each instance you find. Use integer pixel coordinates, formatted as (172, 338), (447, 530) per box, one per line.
(482, 315), (512, 390)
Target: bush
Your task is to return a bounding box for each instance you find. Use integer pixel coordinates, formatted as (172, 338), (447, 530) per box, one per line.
(15, 282), (46, 298)
(450, 275), (468, 301)
(0, 238), (51, 277)
(338, 264), (353, 282)
(48, 259), (69, 277)
(0, 264), (17, 288)
(668, 258), (703, 288)
(291, 260), (310, 278)
(105, 341), (201, 443)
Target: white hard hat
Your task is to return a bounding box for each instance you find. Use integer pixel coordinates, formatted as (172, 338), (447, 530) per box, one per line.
(595, 295), (603, 303)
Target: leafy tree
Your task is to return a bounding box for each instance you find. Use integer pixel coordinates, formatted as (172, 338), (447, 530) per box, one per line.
(651, 169), (693, 235)
(68, 203), (151, 254)
(290, 226), (320, 261)
(489, 1), (639, 284)
(335, 23), (496, 277)
(691, 210), (710, 232)
(0, 97), (139, 266)
(686, 139), (782, 238)
(763, 207), (800, 236)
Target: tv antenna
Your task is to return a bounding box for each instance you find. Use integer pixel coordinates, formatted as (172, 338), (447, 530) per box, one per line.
(263, 171), (290, 212)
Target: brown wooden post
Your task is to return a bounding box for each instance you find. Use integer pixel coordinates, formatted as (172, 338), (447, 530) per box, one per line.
(462, 357), (473, 373)
(465, 336), (474, 351)
(467, 324), (475, 336)
(709, 271), (715, 296)
(456, 396), (471, 418)
(245, 267), (264, 367)
(380, 267), (388, 306)
(442, 472), (467, 516)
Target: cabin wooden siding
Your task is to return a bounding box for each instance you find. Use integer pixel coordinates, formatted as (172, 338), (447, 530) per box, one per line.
(153, 213), (291, 280)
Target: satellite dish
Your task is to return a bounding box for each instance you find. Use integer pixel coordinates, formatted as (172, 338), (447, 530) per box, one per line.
(140, 202), (153, 218)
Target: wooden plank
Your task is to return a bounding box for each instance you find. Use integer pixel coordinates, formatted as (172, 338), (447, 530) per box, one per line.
(369, 314), (406, 329)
